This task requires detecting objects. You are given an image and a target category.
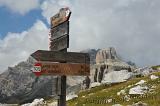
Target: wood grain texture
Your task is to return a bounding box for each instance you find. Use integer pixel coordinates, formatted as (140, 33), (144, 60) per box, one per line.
(37, 62), (90, 76)
(31, 50), (90, 64)
(50, 8), (71, 27)
(50, 21), (69, 41)
(49, 35), (69, 51)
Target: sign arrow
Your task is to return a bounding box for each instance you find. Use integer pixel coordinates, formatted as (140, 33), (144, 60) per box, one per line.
(33, 62), (90, 76)
(31, 50), (90, 64)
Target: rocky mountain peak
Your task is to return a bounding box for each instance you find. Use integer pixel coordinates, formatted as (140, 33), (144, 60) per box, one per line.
(96, 47), (119, 64)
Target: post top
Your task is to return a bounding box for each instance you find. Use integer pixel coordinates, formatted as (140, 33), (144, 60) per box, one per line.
(50, 7), (71, 27)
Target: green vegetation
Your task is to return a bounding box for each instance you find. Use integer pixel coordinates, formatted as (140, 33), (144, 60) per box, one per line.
(152, 65), (160, 70)
(67, 72), (160, 106)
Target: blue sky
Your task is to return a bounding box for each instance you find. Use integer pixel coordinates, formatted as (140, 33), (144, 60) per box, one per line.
(0, 6), (48, 39)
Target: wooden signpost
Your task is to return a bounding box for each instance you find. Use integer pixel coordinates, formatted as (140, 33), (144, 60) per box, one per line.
(31, 50), (90, 64)
(50, 21), (69, 40)
(33, 62), (90, 76)
(30, 7), (90, 106)
(49, 35), (69, 51)
(50, 8), (71, 28)
(31, 50), (90, 76)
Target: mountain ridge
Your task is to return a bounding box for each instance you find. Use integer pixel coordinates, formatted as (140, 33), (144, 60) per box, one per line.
(0, 47), (136, 104)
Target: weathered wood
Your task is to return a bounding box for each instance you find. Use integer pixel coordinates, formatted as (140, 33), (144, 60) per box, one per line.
(31, 50), (90, 64)
(50, 8), (71, 27)
(34, 62), (90, 76)
(60, 75), (66, 106)
(49, 35), (69, 51)
(50, 8), (70, 106)
(50, 21), (69, 40)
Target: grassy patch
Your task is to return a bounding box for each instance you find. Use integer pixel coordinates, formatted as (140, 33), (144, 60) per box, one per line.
(152, 65), (160, 70)
(67, 72), (160, 106)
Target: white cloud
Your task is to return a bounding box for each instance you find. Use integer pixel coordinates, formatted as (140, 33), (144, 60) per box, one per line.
(0, 20), (49, 72)
(41, 0), (71, 23)
(40, 0), (160, 67)
(1, 0), (160, 72)
(0, 0), (40, 15)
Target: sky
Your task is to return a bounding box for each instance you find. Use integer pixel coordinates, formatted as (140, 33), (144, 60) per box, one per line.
(0, 0), (160, 72)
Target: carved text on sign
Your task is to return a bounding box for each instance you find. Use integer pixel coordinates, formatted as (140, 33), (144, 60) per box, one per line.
(33, 62), (90, 76)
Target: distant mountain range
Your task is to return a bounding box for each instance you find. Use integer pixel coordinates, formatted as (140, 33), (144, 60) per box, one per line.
(0, 47), (142, 104)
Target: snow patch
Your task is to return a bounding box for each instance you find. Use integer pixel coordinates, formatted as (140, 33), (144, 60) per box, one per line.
(102, 70), (132, 83)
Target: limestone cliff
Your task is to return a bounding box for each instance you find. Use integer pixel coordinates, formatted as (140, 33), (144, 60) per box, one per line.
(92, 47), (134, 83)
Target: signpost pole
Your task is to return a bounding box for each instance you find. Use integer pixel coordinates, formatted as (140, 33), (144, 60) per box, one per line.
(59, 75), (66, 106)
(58, 49), (67, 106)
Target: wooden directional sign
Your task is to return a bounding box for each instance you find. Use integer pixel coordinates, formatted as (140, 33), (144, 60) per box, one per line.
(50, 21), (69, 41)
(49, 35), (69, 51)
(33, 62), (90, 76)
(31, 50), (90, 64)
(51, 8), (71, 28)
